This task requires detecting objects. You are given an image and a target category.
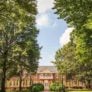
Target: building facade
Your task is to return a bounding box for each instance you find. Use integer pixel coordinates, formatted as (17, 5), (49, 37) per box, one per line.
(6, 66), (85, 90)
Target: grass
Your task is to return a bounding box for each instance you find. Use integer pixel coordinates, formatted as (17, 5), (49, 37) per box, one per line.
(9, 90), (92, 92)
(69, 90), (92, 92)
(6, 89), (92, 92)
(68, 89), (92, 92)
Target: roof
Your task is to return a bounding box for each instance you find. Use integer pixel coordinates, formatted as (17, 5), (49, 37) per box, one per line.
(37, 66), (58, 73)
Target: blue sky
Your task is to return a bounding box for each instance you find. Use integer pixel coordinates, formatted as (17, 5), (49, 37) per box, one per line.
(36, 0), (73, 66)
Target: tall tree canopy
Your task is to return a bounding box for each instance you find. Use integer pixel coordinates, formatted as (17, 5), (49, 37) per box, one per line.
(54, 42), (76, 78)
(0, 0), (40, 92)
(54, 0), (92, 28)
(54, 0), (92, 88)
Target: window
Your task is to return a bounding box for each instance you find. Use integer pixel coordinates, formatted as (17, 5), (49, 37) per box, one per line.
(13, 81), (15, 86)
(9, 82), (12, 86)
(22, 80), (25, 86)
(25, 80), (27, 86)
(16, 80), (19, 86)
(43, 74), (51, 77)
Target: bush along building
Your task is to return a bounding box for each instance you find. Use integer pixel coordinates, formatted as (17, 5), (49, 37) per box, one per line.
(6, 66), (86, 91)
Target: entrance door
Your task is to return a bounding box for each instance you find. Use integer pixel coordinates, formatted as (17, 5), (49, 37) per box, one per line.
(44, 80), (49, 90)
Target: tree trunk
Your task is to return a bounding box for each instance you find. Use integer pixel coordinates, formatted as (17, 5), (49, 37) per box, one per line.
(19, 75), (22, 92)
(87, 80), (91, 89)
(1, 51), (7, 92)
(19, 67), (22, 92)
(1, 69), (6, 92)
(85, 80), (91, 89)
(30, 76), (33, 86)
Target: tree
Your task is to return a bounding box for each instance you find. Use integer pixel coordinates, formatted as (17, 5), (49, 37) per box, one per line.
(54, 36), (92, 88)
(54, 0), (92, 88)
(54, 0), (92, 28)
(12, 25), (40, 92)
(71, 16), (92, 88)
(54, 42), (76, 80)
(0, 22), (21, 92)
(0, 0), (40, 92)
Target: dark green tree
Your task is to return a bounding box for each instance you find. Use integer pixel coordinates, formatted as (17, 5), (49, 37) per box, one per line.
(71, 16), (92, 88)
(0, 22), (21, 92)
(54, 0), (92, 88)
(12, 25), (40, 92)
(0, 0), (40, 92)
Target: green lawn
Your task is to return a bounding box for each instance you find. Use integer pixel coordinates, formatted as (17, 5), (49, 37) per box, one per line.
(69, 90), (92, 92)
(69, 91), (92, 92)
(68, 89), (92, 92)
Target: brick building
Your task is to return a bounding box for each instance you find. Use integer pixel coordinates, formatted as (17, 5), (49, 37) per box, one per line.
(6, 66), (85, 90)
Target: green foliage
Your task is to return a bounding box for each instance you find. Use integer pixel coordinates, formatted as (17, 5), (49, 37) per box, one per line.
(54, 0), (92, 28)
(49, 82), (66, 92)
(0, 0), (40, 92)
(54, 42), (76, 78)
(30, 83), (44, 92)
(54, 0), (92, 88)
(54, 35), (92, 87)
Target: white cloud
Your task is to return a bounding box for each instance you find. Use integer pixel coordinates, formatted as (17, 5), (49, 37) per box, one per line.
(37, 0), (54, 13)
(36, 13), (55, 27)
(36, 0), (56, 28)
(59, 28), (74, 47)
(36, 14), (50, 27)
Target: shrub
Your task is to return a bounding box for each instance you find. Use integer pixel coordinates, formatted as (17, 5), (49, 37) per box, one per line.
(30, 83), (44, 92)
(49, 82), (66, 92)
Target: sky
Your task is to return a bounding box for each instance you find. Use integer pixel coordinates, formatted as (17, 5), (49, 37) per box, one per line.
(36, 0), (73, 66)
